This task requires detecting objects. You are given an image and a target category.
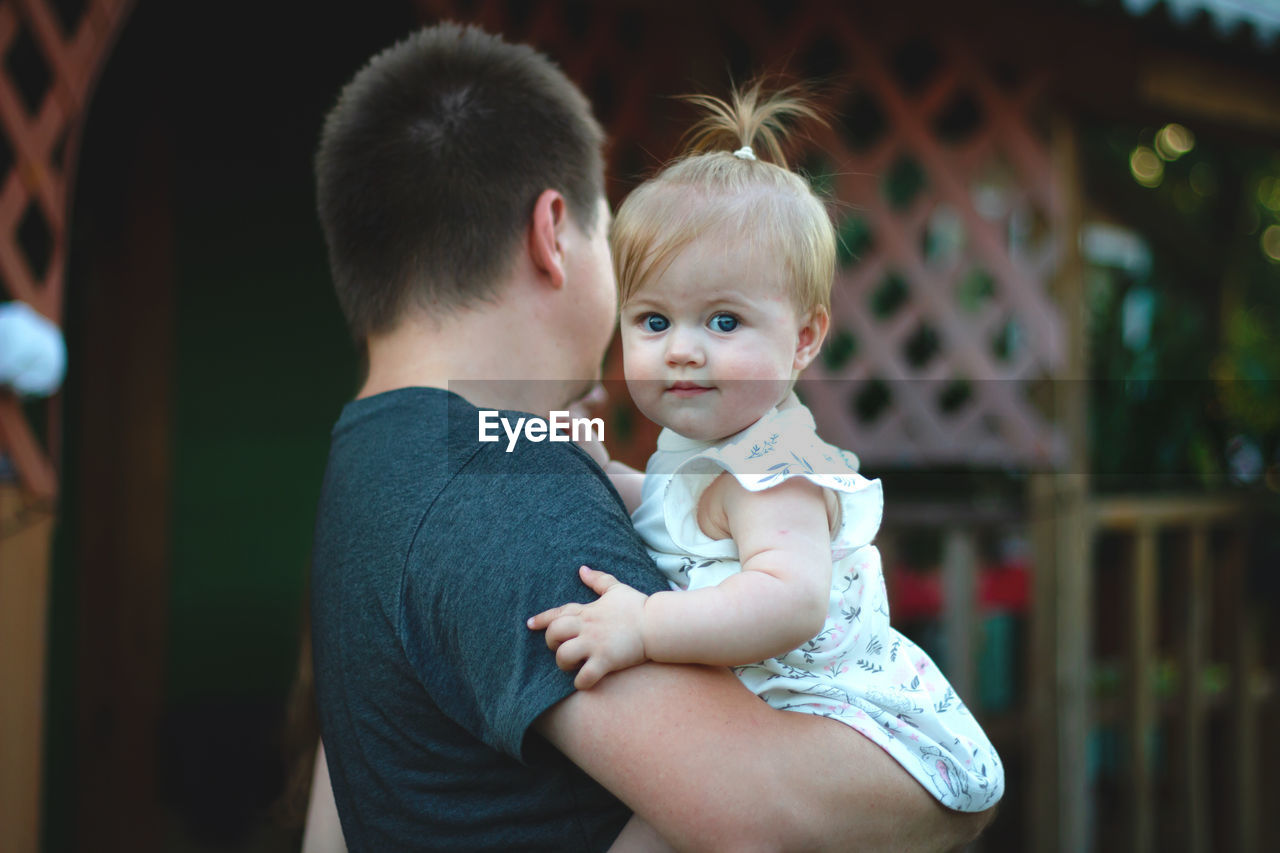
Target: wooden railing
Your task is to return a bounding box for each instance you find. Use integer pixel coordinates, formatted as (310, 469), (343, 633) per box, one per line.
(878, 494), (1265, 853)
(1088, 496), (1261, 853)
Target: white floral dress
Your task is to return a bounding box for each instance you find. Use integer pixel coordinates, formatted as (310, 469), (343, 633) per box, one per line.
(631, 404), (1004, 812)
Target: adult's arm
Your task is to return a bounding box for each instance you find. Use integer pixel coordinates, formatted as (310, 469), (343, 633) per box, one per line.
(302, 741), (348, 853)
(537, 662), (992, 853)
(428, 436), (989, 849)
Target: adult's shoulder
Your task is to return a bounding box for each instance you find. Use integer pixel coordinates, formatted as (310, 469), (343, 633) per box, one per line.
(456, 406), (618, 487)
(401, 406), (663, 759)
(452, 425), (624, 517)
(425, 413), (652, 586)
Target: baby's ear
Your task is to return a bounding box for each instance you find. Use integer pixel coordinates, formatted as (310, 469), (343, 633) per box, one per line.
(793, 306), (830, 370)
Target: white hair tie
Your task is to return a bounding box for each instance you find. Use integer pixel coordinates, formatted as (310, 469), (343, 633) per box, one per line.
(732, 145), (756, 161)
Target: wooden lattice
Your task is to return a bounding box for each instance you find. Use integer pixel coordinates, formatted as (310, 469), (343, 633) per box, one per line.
(0, 0), (131, 500)
(413, 0), (1069, 469)
(769, 21), (1068, 468)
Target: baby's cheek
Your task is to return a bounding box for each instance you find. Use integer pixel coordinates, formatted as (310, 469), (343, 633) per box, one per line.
(623, 376), (666, 424)
(623, 361), (654, 384)
(621, 341), (659, 382)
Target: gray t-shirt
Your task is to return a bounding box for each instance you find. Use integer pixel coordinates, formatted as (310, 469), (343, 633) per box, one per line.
(311, 388), (666, 851)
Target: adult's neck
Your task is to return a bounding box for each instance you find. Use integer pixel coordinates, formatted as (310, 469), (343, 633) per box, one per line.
(358, 301), (581, 415)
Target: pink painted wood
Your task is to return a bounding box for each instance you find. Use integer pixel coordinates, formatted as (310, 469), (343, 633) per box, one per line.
(0, 0), (133, 499)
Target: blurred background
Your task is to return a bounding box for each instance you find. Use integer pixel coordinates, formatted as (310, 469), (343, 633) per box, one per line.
(0, 1), (1277, 851)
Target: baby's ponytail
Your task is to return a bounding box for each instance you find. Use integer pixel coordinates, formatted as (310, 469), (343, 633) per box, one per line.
(613, 78), (835, 312)
(678, 81), (824, 170)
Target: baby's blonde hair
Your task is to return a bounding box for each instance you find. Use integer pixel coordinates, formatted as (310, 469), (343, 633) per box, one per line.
(612, 81), (836, 314)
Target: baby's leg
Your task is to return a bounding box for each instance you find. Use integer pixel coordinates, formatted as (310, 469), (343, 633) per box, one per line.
(608, 814), (677, 852)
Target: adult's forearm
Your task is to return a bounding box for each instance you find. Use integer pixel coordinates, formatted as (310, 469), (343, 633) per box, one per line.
(607, 813), (676, 852)
(537, 661), (992, 852)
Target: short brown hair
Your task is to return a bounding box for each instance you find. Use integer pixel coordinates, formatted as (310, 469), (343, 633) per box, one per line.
(316, 24), (605, 342)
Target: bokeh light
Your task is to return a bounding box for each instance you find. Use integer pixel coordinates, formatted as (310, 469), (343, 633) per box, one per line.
(1262, 224), (1280, 262)
(1258, 176), (1280, 212)
(1227, 434), (1264, 485)
(1154, 123), (1194, 160)
(1129, 145), (1163, 188)
(1189, 162), (1216, 196)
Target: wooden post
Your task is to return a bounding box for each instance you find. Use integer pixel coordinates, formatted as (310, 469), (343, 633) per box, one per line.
(1056, 481), (1091, 853)
(1128, 524), (1156, 853)
(71, 119), (173, 852)
(1226, 525), (1258, 853)
(1045, 113), (1091, 853)
(942, 526), (977, 710)
(1028, 472), (1060, 853)
(0, 483), (55, 853)
(1181, 524), (1209, 853)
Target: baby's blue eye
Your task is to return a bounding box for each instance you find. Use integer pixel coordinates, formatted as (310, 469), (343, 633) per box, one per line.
(644, 314), (670, 332)
(710, 313), (739, 332)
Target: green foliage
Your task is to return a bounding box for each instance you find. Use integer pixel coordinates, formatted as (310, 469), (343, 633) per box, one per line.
(1215, 307), (1280, 436)
(1081, 123), (1280, 493)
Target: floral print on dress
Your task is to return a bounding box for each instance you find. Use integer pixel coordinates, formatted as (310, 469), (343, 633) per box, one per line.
(632, 404), (1005, 813)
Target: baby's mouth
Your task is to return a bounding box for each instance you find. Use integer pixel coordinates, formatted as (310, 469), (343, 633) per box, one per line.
(666, 381), (713, 398)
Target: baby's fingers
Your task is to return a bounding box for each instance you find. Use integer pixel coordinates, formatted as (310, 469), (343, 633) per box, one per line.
(542, 615), (584, 652)
(554, 637), (588, 673)
(573, 658), (612, 690)
(527, 602), (578, 631)
(578, 565), (622, 597)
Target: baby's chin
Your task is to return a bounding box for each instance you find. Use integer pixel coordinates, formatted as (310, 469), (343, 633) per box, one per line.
(651, 406), (776, 443)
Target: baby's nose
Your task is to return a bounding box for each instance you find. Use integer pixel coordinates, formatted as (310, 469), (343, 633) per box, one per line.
(664, 329), (704, 366)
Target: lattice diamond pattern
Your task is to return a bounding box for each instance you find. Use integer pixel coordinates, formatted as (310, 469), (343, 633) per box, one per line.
(415, 0), (1069, 467)
(786, 22), (1066, 467)
(0, 0), (132, 499)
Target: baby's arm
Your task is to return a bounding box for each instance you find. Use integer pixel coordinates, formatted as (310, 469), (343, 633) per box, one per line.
(565, 390), (645, 513)
(639, 474), (833, 664)
(603, 460), (645, 515)
(529, 474), (833, 686)
(571, 431), (644, 513)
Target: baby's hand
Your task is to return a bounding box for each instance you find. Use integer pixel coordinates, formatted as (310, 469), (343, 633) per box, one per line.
(527, 566), (648, 689)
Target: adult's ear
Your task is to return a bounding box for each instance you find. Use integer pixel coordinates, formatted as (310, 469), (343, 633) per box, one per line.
(793, 306), (830, 371)
(528, 189), (568, 289)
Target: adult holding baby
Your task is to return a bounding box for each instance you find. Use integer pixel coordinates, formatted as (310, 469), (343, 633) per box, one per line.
(309, 22), (993, 852)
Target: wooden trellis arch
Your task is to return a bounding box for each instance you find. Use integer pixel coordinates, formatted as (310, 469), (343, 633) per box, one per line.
(414, 0), (1070, 471)
(0, 0), (132, 501)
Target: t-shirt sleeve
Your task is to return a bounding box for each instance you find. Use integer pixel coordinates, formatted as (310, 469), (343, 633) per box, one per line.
(400, 440), (666, 764)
